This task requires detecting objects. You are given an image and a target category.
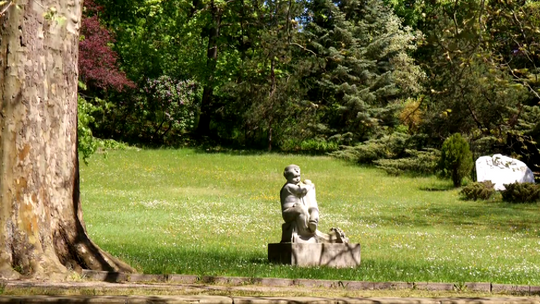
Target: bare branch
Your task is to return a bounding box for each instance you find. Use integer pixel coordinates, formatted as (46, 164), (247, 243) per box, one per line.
(0, 1), (13, 17)
(291, 42), (317, 56)
(508, 66), (540, 100)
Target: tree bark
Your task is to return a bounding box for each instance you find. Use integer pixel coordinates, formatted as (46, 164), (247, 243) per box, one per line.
(196, 0), (221, 137)
(0, 0), (134, 279)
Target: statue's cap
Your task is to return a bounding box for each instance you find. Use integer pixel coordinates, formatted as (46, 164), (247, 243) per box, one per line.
(284, 164), (299, 171)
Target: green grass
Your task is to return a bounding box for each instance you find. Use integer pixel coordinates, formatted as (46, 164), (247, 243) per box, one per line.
(80, 148), (540, 285)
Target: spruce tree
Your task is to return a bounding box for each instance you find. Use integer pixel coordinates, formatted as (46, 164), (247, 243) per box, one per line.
(299, 0), (423, 142)
(439, 133), (474, 187)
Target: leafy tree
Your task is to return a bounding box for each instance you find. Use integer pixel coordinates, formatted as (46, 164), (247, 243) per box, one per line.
(95, 0), (249, 141)
(72, 0), (540, 157)
(484, 0), (540, 103)
(439, 133), (474, 187)
(415, 0), (539, 148)
(222, 0), (314, 150)
(126, 76), (199, 145)
(79, 0), (134, 91)
(93, 0), (199, 82)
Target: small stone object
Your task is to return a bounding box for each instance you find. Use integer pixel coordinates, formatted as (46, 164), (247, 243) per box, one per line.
(269, 165), (361, 267)
(476, 154), (535, 190)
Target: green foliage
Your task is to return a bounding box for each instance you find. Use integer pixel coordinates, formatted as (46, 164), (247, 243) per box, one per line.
(460, 181), (496, 201)
(279, 138), (339, 154)
(330, 133), (411, 164)
(98, 138), (130, 150)
(300, 0), (423, 142)
(415, 0), (537, 147)
(86, 0), (540, 161)
(139, 76), (197, 131)
(216, 0), (310, 150)
(501, 182), (540, 203)
(439, 133), (474, 187)
(92, 76), (199, 146)
(484, 0), (540, 102)
(374, 148), (440, 176)
(97, 0), (201, 82)
(77, 87), (99, 165)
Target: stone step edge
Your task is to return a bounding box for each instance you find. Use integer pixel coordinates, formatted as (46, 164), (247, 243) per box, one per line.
(0, 295), (538, 304)
(80, 270), (540, 295)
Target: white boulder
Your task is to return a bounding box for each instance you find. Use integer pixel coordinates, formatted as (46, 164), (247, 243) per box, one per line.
(476, 154), (535, 190)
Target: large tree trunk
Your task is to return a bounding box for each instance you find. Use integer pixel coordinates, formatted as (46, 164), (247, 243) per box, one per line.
(0, 0), (134, 279)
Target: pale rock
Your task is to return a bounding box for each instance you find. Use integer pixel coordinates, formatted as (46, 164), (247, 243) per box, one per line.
(476, 154), (535, 190)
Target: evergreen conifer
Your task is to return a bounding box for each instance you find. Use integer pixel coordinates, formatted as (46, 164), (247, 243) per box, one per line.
(439, 133), (474, 187)
(300, 0), (423, 142)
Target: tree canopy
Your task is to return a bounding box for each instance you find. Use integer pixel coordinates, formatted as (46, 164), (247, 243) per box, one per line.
(78, 0), (540, 173)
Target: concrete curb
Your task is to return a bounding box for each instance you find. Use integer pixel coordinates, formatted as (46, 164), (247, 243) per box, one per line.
(2, 275), (540, 304)
(80, 270), (540, 295)
(0, 295), (539, 304)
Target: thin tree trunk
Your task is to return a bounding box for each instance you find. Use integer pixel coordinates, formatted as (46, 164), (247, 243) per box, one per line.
(197, 0), (221, 137)
(0, 0), (134, 279)
(267, 58), (276, 152)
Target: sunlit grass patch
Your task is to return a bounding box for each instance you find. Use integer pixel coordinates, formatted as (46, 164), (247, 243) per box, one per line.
(80, 149), (540, 284)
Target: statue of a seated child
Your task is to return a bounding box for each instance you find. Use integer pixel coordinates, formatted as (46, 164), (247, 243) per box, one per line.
(280, 164), (348, 244)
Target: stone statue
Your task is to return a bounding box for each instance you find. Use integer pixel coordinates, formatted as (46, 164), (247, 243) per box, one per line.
(280, 165), (348, 244)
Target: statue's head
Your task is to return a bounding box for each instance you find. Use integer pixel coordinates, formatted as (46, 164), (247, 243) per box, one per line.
(284, 164), (301, 184)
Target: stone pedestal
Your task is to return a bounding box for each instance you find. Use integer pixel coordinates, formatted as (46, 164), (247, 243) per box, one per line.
(268, 243), (361, 268)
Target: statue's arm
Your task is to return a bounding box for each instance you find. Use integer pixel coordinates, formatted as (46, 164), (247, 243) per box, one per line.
(280, 184), (298, 210)
(299, 181), (315, 194)
(286, 183), (308, 197)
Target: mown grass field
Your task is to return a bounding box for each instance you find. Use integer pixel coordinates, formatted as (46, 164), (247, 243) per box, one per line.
(80, 148), (540, 285)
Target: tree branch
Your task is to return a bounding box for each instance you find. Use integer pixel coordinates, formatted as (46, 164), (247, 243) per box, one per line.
(0, 1), (13, 17)
(291, 43), (316, 56)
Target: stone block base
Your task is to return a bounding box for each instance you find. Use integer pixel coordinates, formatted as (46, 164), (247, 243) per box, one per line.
(268, 243), (361, 268)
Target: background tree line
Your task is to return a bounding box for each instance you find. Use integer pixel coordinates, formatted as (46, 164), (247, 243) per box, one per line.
(78, 0), (540, 177)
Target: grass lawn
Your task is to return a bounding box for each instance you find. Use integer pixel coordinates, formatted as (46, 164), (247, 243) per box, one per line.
(80, 148), (540, 285)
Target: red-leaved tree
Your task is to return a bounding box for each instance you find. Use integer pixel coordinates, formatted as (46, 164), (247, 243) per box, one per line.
(79, 0), (134, 91)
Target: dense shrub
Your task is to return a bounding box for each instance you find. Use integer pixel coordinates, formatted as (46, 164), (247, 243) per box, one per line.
(78, 92), (130, 164)
(460, 181), (496, 201)
(280, 138), (339, 154)
(78, 93), (98, 164)
(374, 148), (440, 176)
(105, 76), (199, 146)
(500, 182), (540, 203)
(439, 133), (474, 187)
(330, 133), (410, 164)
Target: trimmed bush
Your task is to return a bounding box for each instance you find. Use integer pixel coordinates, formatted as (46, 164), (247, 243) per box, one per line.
(501, 182), (540, 203)
(330, 133), (410, 164)
(439, 133), (474, 187)
(460, 181), (495, 201)
(280, 138), (339, 154)
(374, 148), (440, 176)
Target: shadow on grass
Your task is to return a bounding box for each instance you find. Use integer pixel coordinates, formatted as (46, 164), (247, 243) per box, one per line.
(192, 146), (338, 157)
(374, 202), (540, 234)
(100, 244), (540, 285)
(419, 184), (455, 192)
